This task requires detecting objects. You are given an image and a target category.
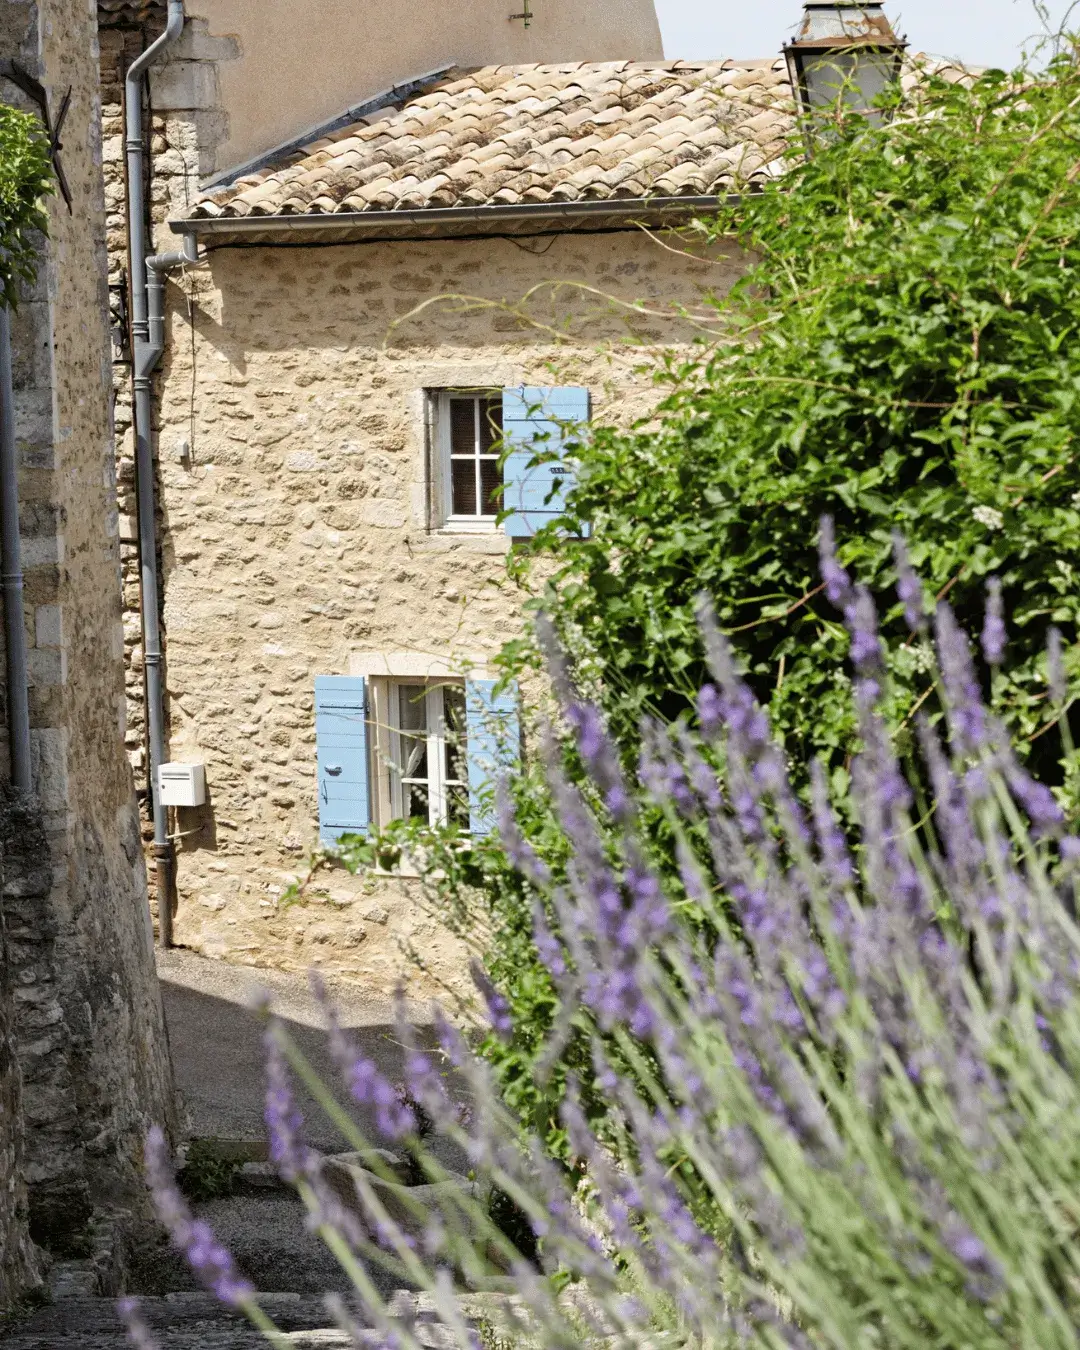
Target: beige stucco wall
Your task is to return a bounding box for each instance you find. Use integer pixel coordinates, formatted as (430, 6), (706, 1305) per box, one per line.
(174, 0), (665, 176)
(146, 227), (744, 998)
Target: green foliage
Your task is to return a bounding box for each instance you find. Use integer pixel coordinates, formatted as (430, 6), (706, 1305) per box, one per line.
(179, 1140), (242, 1201)
(468, 55), (1080, 1151)
(507, 55), (1080, 791)
(0, 105), (51, 304)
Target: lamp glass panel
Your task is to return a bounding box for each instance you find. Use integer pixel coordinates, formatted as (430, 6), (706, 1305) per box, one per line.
(801, 48), (895, 122)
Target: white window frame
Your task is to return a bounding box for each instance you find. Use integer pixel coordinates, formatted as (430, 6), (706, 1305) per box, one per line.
(432, 390), (502, 532)
(368, 677), (468, 829)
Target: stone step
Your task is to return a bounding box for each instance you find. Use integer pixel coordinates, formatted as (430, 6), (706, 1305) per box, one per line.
(0, 1294), (353, 1348)
(0, 1293), (475, 1349)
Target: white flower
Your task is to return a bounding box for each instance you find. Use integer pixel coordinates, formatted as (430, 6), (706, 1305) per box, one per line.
(973, 505), (1004, 531)
(1072, 490), (1080, 508)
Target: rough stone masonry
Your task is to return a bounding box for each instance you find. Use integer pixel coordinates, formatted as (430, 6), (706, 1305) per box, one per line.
(0, 0), (174, 1303)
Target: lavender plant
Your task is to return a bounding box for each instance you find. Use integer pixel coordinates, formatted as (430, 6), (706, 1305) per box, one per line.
(126, 533), (1080, 1349)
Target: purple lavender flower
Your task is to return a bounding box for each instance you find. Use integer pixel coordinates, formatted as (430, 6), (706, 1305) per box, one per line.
(117, 1298), (160, 1350)
(497, 784), (551, 889)
(264, 1027), (310, 1182)
(471, 959), (514, 1040)
(936, 602), (988, 753)
(1005, 763), (1064, 835)
(697, 682), (723, 737)
(310, 971), (416, 1139)
(1047, 625), (1066, 705)
(565, 699), (634, 823)
(818, 515), (853, 607)
(144, 1127), (254, 1307)
(892, 532), (927, 633)
(533, 903), (567, 978)
(639, 733), (696, 819)
(845, 585), (884, 676)
(981, 577), (1006, 666)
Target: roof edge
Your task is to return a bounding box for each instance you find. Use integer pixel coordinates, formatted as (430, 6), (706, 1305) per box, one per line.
(172, 195), (749, 244)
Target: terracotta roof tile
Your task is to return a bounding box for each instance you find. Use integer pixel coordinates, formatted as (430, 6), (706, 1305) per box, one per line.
(187, 59), (796, 221)
(97, 0), (163, 25)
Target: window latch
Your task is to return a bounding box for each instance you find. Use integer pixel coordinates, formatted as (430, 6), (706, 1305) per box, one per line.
(325, 765), (343, 775)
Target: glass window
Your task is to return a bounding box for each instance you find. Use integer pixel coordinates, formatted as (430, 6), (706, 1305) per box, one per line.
(384, 681), (469, 828)
(447, 394), (502, 521)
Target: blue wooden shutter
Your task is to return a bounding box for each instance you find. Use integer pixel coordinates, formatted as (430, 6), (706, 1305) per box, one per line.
(502, 386), (590, 538)
(315, 676), (370, 844)
(465, 678), (520, 836)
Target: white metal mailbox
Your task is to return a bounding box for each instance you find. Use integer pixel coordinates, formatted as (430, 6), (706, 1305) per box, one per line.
(157, 762), (206, 808)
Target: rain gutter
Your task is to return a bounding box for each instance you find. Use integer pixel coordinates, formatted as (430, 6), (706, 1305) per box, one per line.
(170, 194), (749, 245)
(125, 0), (188, 947)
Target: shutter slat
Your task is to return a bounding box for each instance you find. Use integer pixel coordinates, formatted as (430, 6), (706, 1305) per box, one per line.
(465, 678), (520, 836)
(315, 675), (370, 844)
(502, 386), (590, 538)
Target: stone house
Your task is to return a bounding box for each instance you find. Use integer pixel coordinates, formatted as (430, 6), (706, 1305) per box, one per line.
(101, 1), (799, 995)
(0, 0), (174, 1307)
(105, 4), (797, 995)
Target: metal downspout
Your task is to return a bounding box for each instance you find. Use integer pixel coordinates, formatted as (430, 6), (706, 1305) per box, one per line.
(0, 308), (31, 794)
(125, 0), (186, 946)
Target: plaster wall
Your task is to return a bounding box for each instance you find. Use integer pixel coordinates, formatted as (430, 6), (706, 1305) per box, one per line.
(163, 0), (665, 177)
(143, 226), (745, 997)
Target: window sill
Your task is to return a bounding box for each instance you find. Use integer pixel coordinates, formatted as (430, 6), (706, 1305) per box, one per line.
(414, 530), (509, 555)
(436, 520), (502, 536)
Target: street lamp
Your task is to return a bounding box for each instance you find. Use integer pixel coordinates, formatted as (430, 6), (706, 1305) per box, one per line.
(784, 3), (908, 126)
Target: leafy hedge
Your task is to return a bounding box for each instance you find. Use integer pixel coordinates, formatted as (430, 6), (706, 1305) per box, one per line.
(504, 54), (1080, 798)
(0, 103), (51, 304)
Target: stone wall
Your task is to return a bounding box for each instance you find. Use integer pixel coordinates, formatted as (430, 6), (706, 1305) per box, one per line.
(0, 0), (175, 1275)
(142, 227), (743, 995)
(0, 797), (40, 1307)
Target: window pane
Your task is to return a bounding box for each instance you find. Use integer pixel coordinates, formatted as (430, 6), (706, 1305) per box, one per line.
(449, 399), (476, 455)
(398, 684), (429, 784)
(404, 783), (429, 821)
(451, 457), (477, 516)
(443, 686), (468, 785)
(479, 398), (503, 453)
(398, 685), (427, 734)
(479, 457), (501, 516)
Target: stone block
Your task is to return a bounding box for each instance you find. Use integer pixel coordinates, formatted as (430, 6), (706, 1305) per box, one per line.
(30, 728), (69, 813)
(34, 604), (62, 648)
(170, 22), (241, 63)
(149, 61), (219, 112)
(21, 534), (63, 568)
(357, 499), (406, 528)
(27, 648), (67, 689)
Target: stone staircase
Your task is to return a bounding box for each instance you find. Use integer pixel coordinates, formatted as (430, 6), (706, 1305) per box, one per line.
(0, 1151), (376, 1347)
(0, 1291), (353, 1348)
(1, 1289), (493, 1348)
(0, 1149), (486, 1349)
